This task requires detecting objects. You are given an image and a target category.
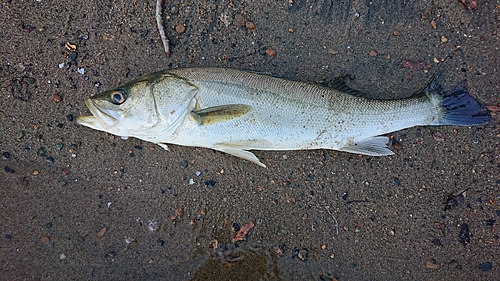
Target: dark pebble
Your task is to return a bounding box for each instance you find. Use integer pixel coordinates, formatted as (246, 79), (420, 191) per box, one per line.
(2, 152), (11, 159)
(157, 238), (164, 246)
(204, 180), (216, 187)
(496, 210), (500, 216)
(478, 261), (492, 272)
(392, 177), (401, 186)
(431, 238), (443, 246)
(4, 166), (15, 173)
(458, 223), (470, 246)
(298, 248), (308, 261)
(133, 146), (142, 150)
(57, 123), (64, 128)
(4, 234), (12, 239)
(476, 197), (483, 203)
(179, 161), (188, 169)
(128, 152), (135, 158)
(37, 147), (47, 157)
(45, 222), (53, 228)
(68, 52), (78, 61)
(66, 114), (74, 121)
(232, 222), (241, 232)
(486, 219), (495, 227)
(46, 156), (54, 163)
(342, 192), (348, 200)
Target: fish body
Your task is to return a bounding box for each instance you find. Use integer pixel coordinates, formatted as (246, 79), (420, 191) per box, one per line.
(77, 67), (491, 167)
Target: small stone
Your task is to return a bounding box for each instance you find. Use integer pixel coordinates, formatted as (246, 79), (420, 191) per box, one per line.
(179, 161), (188, 168)
(449, 259), (458, 268)
(33, 170), (39, 175)
(245, 21), (256, 31)
(233, 14), (245, 28)
(392, 177), (401, 186)
(175, 24), (186, 34)
(53, 93), (62, 103)
(60, 254), (66, 260)
(157, 238), (164, 246)
(393, 31), (400, 36)
(478, 262), (492, 272)
(440, 36), (448, 43)
(2, 152), (11, 160)
(40, 234), (50, 244)
(265, 48), (276, 57)
(433, 131), (445, 142)
(426, 260), (439, 269)
(430, 20), (437, 29)
(170, 6), (178, 15)
(369, 50), (377, 57)
(4, 166), (15, 173)
(298, 248), (308, 261)
(66, 114), (74, 121)
(97, 227), (106, 237)
(433, 57), (440, 63)
(204, 180), (217, 187)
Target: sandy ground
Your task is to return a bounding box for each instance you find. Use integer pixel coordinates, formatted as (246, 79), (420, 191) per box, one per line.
(1, 0), (499, 280)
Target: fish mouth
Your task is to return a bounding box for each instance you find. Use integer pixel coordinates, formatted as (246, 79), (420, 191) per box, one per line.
(76, 98), (118, 131)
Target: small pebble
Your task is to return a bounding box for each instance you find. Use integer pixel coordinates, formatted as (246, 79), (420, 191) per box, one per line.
(175, 24), (186, 34)
(369, 50), (377, 57)
(195, 171), (201, 176)
(393, 31), (400, 36)
(157, 238), (164, 246)
(60, 254), (66, 260)
(58, 62), (65, 68)
(77, 67), (85, 75)
(179, 161), (188, 168)
(430, 20), (437, 29)
(204, 180), (217, 187)
(449, 259), (458, 268)
(4, 166), (15, 173)
(298, 248), (308, 261)
(66, 114), (74, 121)
(478, 261), (492, 272)
(433, 131), (445, 142)
(189, 178), (194, 185)
(53, 93), (62, 103)
(2, 152), (11, 160)
(46, 156), (54, 163)
(245, 21), (256, 31)
(33, 170), (39, 175)
(170, 6), (178, 15)
(265, 48), (276, 57)
(392, 177), (401, 186)
(233, 14), (245, 28)
(440, 36), (448, 43)
(425, 260), (439, 269)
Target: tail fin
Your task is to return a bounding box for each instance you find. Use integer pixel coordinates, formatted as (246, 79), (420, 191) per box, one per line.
(429, 80), (491, 126)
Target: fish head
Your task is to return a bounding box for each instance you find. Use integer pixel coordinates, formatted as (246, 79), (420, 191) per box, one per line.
(77, 71), (199, 139)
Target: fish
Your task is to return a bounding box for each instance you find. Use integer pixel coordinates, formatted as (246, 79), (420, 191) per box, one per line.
(76, 67), (491, 167)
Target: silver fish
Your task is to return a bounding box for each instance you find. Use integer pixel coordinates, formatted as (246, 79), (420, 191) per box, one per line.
(76, 67), (491, 167)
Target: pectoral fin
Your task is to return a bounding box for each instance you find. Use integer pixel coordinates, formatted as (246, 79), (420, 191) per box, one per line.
(339, 136), (394, 156)
(191, 104), (252, 125)
(213, 145), (266, 168)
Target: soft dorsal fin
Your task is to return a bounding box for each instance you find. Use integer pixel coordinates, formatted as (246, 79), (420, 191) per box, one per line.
(320, 76), (370, 98)
(191, 104), (252, 125)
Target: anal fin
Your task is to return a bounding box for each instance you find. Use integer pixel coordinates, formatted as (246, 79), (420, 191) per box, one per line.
(339, 136), (394, 156)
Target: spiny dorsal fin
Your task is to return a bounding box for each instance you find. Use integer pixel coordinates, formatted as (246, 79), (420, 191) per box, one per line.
(191, 104), (252, 125)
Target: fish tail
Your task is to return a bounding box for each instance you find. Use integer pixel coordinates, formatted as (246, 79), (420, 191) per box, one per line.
(428, 79), (491, 126)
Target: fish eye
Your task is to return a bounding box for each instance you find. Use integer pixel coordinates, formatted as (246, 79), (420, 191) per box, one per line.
(111, 89), (127, 105)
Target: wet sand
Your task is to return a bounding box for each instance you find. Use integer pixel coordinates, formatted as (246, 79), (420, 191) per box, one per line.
(1, 0), (499, 280)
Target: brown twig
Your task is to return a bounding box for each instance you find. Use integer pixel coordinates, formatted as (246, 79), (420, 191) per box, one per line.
(156, 0), (170, 55)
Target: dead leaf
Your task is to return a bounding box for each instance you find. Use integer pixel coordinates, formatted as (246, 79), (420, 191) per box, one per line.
(234, 221), (254, 242)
